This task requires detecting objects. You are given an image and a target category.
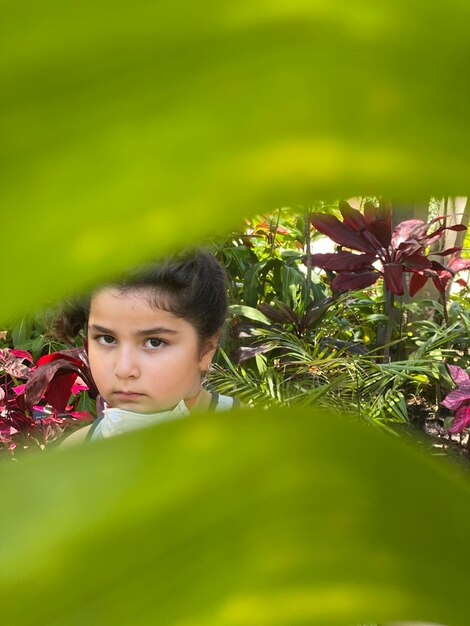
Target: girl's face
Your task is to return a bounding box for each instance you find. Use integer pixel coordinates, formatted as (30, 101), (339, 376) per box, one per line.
(87, 288), (216, 413)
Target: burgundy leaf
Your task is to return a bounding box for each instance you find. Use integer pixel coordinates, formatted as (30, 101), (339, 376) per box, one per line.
(302, 297), (335, 330)
(24, 359), (81, 411)
(45, 371), (79, 411)
(442, 386), (470, 411)
(430, 260), (450, 273)
(391, 220), (427, 248)
(431, 277), (447, 293)
(409, 272), (429, 296)
(275, 301), (299, 325)
(395, 242), (425, 264)
(339, 201), (368, 232)
(383, 264), (404, 295)
(363, 201), (392, 246)
(448, 365), (470, 386)
(402, 254), (432, 271)
(232, 344), (275, 364)
(448, 405), (470, 433)
(423, 224), (467, 247)
(331, 271), (379, 292)
(310, 251), (375, 272)
(447, 224), (468, 232)
(24, 348), (97, 412)
(431, 247), (462, 257)
(360, 229), (384, 251)
(257, 303), (290, 324)
(310, 214), (376, 253)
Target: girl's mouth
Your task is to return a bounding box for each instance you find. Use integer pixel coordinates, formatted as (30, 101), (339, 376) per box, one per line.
(113, 391), (144, 399)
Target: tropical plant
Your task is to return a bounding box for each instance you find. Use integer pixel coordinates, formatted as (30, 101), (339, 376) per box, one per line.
(0, 347), (94, 455)
(211, 318), (462, 430)
(310, 199), (469, 357)
(310, 199), (467, 296)
(214, 210), (328, 310)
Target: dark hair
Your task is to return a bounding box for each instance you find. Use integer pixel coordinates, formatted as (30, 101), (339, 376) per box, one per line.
(54, 250), (228, 343)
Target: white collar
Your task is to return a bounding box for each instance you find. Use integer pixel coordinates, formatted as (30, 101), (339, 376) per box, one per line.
(99, 399), (190, 438)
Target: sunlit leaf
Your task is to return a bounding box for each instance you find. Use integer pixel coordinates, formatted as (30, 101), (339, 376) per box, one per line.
(2, 0), (470, 319)
(1, 406), (470, 625)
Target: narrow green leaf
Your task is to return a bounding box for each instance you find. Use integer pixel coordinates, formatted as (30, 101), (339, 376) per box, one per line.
(229, 304), (271, 325)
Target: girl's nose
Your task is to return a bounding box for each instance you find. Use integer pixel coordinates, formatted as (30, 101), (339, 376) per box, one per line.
(114, 348), (140, 379)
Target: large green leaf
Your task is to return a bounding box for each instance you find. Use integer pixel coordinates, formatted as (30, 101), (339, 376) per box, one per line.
(2, 0), (470, 320)
(1, 406), (469, 625)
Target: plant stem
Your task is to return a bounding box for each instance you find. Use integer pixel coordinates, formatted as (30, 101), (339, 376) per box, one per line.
(441, 290), (449, 326)
(305, 208), (312, 308)
(383, 289), (395, 362)
(269, 208), (281, 259)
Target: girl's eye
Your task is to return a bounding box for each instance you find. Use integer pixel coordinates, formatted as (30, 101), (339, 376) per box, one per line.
(145, 337), (165, 349)
(96, 335), (115, 345)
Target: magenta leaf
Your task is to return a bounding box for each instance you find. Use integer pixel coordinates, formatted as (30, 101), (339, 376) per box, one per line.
(69, 411), (93, 420)
(10, 349), (33, 363)
(71, 382), (89, 395)
(448, 365), (470, 386)
(442, 386), (470, 411)
(448, 257), (470, 272)
(310, 251), (375, 272)
(448, 405), (470, 433)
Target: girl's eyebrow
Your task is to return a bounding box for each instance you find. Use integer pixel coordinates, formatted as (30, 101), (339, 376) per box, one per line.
(89, 324), (178, 336)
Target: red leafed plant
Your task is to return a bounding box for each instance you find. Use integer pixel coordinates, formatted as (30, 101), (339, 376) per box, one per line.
(309, 200), (469, 358)
(442, 365), (470, 446)
(309, 200), (468, 297)
(0, 347), (96, 456)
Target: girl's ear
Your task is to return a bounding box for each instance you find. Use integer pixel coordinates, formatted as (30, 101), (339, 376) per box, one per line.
(199, 332), (221, 371)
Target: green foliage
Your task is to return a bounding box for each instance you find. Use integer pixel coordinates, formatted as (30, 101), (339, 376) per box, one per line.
(6, 309), (71, 361)
(214, 211), (328, 310)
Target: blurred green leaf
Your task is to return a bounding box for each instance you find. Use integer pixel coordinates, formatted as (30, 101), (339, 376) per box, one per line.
(2, 0), (470, 320)
(1, 406), (470, 625)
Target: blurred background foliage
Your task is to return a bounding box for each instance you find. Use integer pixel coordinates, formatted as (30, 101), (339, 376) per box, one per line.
(1, 0), (470, 624)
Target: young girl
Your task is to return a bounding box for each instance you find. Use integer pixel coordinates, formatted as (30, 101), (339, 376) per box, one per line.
(60, 249), (240, 444)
